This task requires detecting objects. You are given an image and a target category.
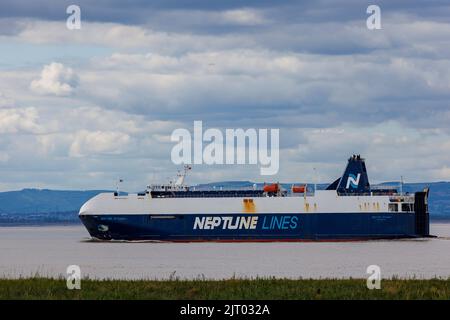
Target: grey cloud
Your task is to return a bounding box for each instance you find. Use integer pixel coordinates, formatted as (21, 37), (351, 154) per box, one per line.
(74, 50), (450, 132)
(0, 18), (26, 35)
(2, 1), (450, 33)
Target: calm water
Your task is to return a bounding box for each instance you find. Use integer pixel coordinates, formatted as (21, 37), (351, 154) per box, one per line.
(0, 224), (449, 280)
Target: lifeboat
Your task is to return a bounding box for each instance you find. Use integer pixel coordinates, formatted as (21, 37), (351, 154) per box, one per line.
(263, 183), (279, 193)
(292, 185), (306, 193)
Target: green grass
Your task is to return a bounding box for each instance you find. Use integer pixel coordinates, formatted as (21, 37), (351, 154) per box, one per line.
(1, 278), (450, 300)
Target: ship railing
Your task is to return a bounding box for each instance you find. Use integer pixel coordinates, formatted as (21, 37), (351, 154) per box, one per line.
(147, 184), (190, 192)
(150, 189), (265, 198)
(389, 195), (415, 203)
(337, 192), (372, 196)
(371, 185), (398, 190)
(191, 185), (259, 191)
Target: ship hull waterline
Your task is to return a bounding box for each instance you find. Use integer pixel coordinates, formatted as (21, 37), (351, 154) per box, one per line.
(79, 212), (421, 242)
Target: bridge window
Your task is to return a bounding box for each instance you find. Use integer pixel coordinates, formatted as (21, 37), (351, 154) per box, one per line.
(388, 203), (398, 212)
(401, 203), (414, 212)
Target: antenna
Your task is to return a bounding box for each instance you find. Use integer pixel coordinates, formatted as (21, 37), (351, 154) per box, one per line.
(313, 167), (317, 193)
(116, 178), (123, 195)
(400, 175), (404, 195)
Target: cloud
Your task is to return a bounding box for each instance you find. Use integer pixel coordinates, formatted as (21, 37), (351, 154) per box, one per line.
(0, 107), (41, 134)
(0, 92), (15, 108)
(433, 166), (450, 180)
(69, 130), (131, 157)
(4, 10), (450, 62)
(1, 1), (450, 190)
(2, 1), (450, 29)
(276, 121), (450, 183)
(0, 1), (281, 27)
(76, 49), (450, 132)
(30, 62), (78, 96)
(221, 9), (268, 25)
(0, 152), (9, 162)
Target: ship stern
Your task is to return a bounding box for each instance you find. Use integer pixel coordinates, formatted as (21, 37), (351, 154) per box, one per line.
(414, 188), (430, 237)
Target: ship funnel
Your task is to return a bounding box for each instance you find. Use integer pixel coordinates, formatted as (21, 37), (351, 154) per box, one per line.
(335, 154), (371, 194)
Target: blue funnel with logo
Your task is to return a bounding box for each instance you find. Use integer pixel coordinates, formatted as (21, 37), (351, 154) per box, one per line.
(336, 155), (371, 194)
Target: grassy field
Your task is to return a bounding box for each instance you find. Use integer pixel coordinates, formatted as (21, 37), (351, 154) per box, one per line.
(0, 278), (449, 299)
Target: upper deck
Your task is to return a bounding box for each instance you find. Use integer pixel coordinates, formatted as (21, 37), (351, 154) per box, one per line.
(146, 186), (408, 199)
(141, 155), (407, 199)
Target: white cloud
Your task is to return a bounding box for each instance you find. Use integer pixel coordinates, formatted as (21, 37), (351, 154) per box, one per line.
(69, 130), (131, 157)
(0, 92), (15, 108)
(15, 20), (249, 54)
(0, 107), (41, 134)
(433, 166), (450, 180)
(30, 62), (78, 96)
(221, 9), (268, 26)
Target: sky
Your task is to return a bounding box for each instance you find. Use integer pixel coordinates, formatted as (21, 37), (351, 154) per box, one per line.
(0, 0), (450, 191)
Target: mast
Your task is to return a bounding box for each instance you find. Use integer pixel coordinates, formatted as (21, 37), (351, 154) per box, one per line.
(400, 175), (404, 195)
(174, 165), (192, 187)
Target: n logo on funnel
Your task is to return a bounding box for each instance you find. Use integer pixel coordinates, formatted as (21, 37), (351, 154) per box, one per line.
(346, 173), (361, 189)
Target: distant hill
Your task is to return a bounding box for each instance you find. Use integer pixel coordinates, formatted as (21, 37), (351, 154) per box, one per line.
(0, 182), (448, 224)
(0, 189), (110, 225)
(0, 188), (110, 214)
(196, 181), (255, 189)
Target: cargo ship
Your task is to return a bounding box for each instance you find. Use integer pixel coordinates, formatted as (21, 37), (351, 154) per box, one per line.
(79, 155), (430, 241)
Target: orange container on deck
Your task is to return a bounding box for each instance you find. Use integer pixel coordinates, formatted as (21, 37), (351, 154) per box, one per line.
(292, 185), (306, 193)
(263, 183), (279, 193)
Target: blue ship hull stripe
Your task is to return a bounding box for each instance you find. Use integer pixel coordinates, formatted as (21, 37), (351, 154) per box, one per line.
(79, 212), (418, 241)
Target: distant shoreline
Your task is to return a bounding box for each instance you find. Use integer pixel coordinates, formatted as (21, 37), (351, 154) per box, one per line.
(0, 221), (82, 227)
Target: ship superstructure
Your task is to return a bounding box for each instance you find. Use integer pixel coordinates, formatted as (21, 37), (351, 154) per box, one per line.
(79, 156), (430, 241)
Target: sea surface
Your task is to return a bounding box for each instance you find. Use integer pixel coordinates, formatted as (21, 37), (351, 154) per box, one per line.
(0, 224), (449, 280)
